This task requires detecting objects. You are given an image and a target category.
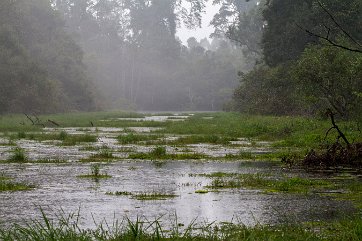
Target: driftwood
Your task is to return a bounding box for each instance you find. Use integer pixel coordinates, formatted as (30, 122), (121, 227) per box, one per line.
(24, 113), (35, 125)
(48, 119), (60, 127)
(23, 114), (45, 128)
(324, 109), (350, 145)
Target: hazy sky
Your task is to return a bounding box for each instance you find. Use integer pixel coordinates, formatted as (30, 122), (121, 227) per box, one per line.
(177, 1), (220, 45)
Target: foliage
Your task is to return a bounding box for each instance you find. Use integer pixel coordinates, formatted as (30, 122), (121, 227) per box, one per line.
(231, 0), (362, 119)
(0, 0), (97, 114)
(8, 147), (27, 162)
(78, 164), (112, 179)
(262, 0), (362, 66)
(294, 45), (362, 118)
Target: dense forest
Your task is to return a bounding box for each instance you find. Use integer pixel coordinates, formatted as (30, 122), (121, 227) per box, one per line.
(230, 0), (362, 120)
(0, 0), (361, 118)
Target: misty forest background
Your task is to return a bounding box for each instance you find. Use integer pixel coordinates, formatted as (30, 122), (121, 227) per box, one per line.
(0, 0), (361, 120)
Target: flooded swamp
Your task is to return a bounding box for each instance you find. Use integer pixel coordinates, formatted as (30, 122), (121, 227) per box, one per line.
(0, 113), (360, 230)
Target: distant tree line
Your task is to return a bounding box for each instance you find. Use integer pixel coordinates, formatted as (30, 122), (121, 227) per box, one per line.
(0, 0), (97, 114)
(0, 0), (259, 113)
(229, 0), (362, 119)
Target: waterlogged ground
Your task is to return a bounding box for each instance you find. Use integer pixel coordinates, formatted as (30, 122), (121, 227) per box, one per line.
(0, 113), (358, 229)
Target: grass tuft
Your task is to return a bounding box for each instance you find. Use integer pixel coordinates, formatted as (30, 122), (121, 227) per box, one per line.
(7, 147), (27, 162)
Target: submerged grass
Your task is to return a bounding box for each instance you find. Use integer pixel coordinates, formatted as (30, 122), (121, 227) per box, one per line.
(132, 192), (178, 201)
(0, 209), (361, 240)
(105, 190), (177, 200)
(77, 164), (112, 179)
(169, 135), (237, 145)
(7, 147), (27, 162)
(117, 133), (163, 144)
(128, 146), (207, 160)
(0, 176), (34, 192)
(11, 131), (98, 146)
(203, 173), (331, 194)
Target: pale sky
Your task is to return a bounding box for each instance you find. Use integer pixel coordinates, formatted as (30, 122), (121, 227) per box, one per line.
(177, 1), (220, 45)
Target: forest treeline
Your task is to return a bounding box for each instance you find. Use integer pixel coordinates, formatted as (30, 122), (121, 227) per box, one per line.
(229, 0), (362, 119)
(0, 0), (257, 113)
(0, 0), (98, 113)
(1, 0), (360, 117)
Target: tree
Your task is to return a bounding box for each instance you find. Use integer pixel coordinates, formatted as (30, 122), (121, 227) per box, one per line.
(262, 0), (362, 66)
(294, 45), (362, 118)
(0, 0), (97, 113)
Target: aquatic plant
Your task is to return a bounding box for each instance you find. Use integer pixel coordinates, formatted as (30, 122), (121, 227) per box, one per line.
(8, 147), (27, 162)
(61, 134), (97, 146)
(77, 164), (112, 179)
(0, 177), (34, 192)
(132, 192), (178, 201)
(150, 146), (167, 157)
(58, 131), (68, 140)
(117, 133), (162, 144)
(129, 146), (207, 160)
(195, 190), (208, 194)
(91, 164), (101, 176)
(17, 132), (26, 139)
(202, 172), (332, 194)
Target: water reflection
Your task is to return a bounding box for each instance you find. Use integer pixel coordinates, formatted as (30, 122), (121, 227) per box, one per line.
(0, 161), (354, 229)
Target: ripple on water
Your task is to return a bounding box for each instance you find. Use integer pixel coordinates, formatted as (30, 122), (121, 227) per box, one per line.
(0, 161), (355, 229)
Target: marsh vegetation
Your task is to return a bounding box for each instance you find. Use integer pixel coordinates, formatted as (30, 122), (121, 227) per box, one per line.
(0, 112), (361, 240)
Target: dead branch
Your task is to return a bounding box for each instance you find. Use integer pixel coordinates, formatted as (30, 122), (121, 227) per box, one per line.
(297, 24), (362, 53)
(24, 114), (35, 125)
(325, 108), (350, 145)
(316, 1), (361, 48)
(295, 1), (362, 54)
(48, 119), (60, 127)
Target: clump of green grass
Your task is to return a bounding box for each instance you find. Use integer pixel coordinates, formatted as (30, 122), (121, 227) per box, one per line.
(132, 192), (178, 201)
(106, 190), (177, 200)
(128, 146), (207, 160)
(198, 172), (239, 178)
(77, 164), (112, 179)
(203, 172), (331, 194)
(195, 190), (208, 194)
(61, 134), (97, 146)
(17, 131), (26, 139)
(170, 134), (237, 145)
(150, 146), (166, 157)
(11, 131), (98, 146)
(58, 130), (68, 140)
(7, 147), (27, 162)
(0, 173), (10, 181)
(117, 133), (162, 144)
(118, 133), (145, 144)
(0, 178), (34, 192)
(96, 149), (114, 159)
